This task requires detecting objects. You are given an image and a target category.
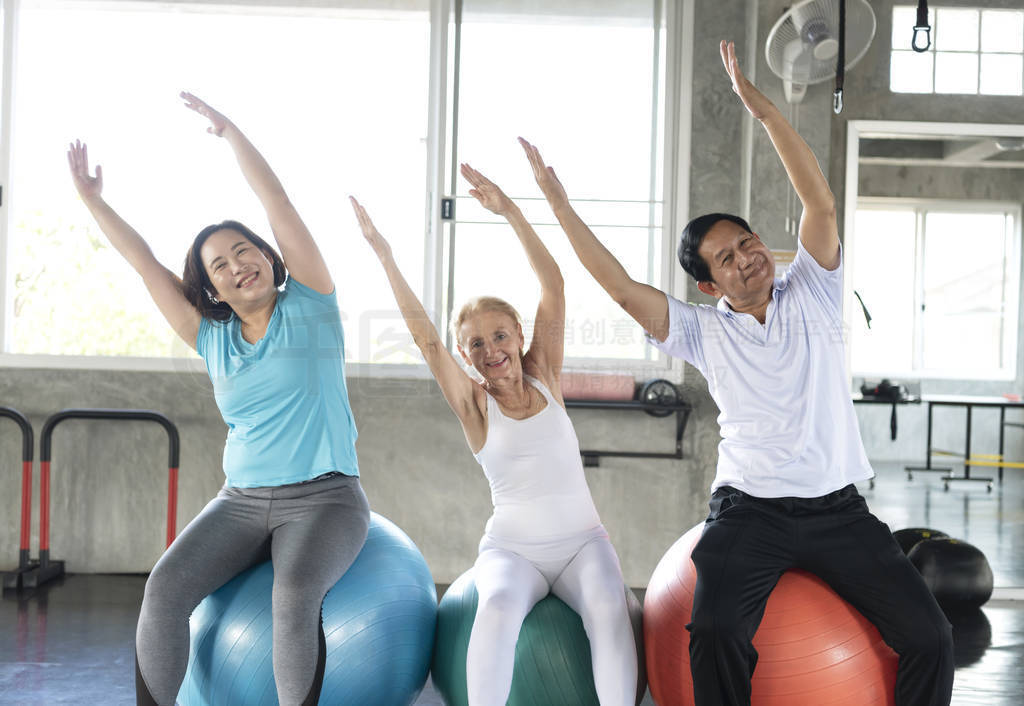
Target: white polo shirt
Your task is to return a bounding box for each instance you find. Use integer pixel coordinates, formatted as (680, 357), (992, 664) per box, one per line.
(648, 240), (874, 498)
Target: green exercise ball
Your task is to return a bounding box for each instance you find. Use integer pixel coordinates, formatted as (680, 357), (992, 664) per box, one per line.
(431, 569), (646, 706)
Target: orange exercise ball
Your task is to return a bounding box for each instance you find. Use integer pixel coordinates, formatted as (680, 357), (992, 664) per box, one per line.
(643, 524), (898, 706)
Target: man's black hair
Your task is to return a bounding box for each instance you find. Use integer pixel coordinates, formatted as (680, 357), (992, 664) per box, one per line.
(677, 213), (753, 283)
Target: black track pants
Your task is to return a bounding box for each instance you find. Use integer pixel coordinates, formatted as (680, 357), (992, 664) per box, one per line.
(687, 483), (954, 706)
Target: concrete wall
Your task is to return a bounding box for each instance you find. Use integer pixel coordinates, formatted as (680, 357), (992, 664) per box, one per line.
(859, 164), (1024, 202)
(0, 369), (226, 576)
(0, 366), (722, 586)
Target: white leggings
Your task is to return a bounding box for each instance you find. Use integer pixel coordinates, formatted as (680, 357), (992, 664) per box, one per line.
(465, 533), (637, 706)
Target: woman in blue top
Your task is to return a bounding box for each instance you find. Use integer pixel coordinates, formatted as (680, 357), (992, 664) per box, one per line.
(67, 93), (369, 706)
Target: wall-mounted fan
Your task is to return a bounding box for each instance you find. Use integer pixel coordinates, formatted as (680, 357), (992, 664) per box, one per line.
(765, 0), (876, 105)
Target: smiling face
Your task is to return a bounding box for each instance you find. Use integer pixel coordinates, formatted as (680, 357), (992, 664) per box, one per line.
(696, 219), (775, 306)
(199, 228), (277, 310)
(457, 309), (525, 383)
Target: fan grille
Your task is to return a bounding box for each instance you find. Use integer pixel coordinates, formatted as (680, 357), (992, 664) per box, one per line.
(765, 0), (877, 85)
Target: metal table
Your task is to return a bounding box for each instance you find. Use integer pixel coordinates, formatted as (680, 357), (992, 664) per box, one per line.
(905, 395), (1024, 491)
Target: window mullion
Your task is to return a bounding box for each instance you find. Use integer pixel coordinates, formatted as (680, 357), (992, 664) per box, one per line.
(1001, 210), (1021, 376)
(424, 0), (452, 343)
(646, 0), (661, 288)
(442, 0), (461, 350)
(644, 0), (663, 364)
(976, 10), (982, 95)
(0, 0), (20, 353)
(998, 213), (1008, 371)
(913, 208), (926, 372)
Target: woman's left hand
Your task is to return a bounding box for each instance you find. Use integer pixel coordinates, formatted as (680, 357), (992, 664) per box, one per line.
(180, 91), (233, 137)
(460, 163), (514, 216)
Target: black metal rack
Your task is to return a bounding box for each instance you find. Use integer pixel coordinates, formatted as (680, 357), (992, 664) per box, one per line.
(23, 409), (181, 589)
(1, 407), (34, 590)
(565, 398), (691, 467)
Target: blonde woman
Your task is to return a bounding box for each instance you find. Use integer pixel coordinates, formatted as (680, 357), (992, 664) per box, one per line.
(351, 154), (637, 705)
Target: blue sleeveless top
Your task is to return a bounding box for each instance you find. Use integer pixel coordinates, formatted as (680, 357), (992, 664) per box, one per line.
(197, 277), (359, 487)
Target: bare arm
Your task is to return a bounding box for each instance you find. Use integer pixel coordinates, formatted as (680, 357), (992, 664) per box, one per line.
(460, 162), (566, 379)
(720, 41), (839, 270)
(67, 141), (201, 349)
(181, 92), (334, 293)
(519, 138), (669, 342)
(350, 197), (486, 448)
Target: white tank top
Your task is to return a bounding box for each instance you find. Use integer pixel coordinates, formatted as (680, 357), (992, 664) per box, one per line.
(474, 375), (603, 544)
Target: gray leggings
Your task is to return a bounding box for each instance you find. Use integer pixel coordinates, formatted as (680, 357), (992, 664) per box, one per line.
(135, 473), (370, 706)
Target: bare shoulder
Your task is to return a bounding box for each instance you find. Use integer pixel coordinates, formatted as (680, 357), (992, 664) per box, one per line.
(523, 360), (564, 407)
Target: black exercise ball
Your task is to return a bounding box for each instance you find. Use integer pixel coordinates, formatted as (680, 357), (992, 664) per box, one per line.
(892, 527), (949, 555)
(908, 538), (993, 611)
(948, 607), (992, 668)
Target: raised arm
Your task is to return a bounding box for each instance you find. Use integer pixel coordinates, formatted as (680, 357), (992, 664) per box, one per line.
(720, 41), (839, 270)
(460, 163), (565, 379)
(181, 92), (333, 293)
(67, 141), (201, 349)
(519, 138), (669, 342)
(349, 197), (486, 449)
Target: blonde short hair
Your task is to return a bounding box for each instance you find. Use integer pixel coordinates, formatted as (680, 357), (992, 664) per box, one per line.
(451, 296), (523, 347)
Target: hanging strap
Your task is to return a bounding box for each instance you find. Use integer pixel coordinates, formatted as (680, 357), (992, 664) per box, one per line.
(913, 0), (932, 52)
(853, 290), (872, 329)
(834, 0), (846, 114)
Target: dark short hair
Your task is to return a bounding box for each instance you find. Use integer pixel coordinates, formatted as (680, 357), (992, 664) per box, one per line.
(677, 213), (753, 283)
(182, 220), (287, 321)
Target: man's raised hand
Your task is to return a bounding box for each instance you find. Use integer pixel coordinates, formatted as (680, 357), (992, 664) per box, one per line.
(720, 40), (774, 121)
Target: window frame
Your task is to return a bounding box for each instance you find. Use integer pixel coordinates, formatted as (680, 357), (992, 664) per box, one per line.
(851, 196), (1021, 380)
(890, 5), (1024, 96)
(0, 0), (694, 377)
(844, 120), (1024, 384)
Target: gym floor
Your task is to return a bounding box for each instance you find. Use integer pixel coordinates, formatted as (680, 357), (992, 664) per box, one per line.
(2, 462), (1022, 705)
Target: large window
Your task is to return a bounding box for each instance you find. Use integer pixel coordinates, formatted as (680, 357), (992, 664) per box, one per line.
(890, 6), (1024, 96)
(1, 0), (677, 368)
(448, 1), (665, 362)
(8, 0), (429, 363)
(850, 200), (1021, 379)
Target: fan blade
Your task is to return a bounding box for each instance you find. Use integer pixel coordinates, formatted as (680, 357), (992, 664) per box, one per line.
(783, 38), (813, 82)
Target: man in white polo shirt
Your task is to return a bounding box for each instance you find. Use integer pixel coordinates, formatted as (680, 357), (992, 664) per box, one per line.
(520, 41), (953, 706)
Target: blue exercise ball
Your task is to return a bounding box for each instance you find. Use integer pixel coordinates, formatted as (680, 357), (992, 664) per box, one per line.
(178, 512), (437, 705)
